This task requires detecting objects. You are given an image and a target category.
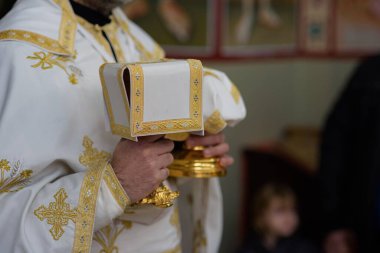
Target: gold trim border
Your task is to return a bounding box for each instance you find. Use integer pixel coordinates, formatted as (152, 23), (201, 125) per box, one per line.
(204, 110), (227, 134)
(73, 136), (131, 253)
(76, 16), (113, 57)
(204, 68), (242, 104)
(114, 14), (165, 61)
(104, 164), (130, 209)
(103, 20), (126, 63)
(230, 84), (242, 104)
(0, 30), (70, 55)
(72, 164), (104, 253)
(161, 244), (181, 253)
(129, 59), (203, 137)
(99, 64), (135, 140)
(0, 0), (77, 56)
(54, 0), (77, 55)
(204, 69), (221, 80)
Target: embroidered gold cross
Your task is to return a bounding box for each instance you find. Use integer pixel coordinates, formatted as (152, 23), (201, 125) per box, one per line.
(26, 51), (79, 85)
(34, 188), (78, 240)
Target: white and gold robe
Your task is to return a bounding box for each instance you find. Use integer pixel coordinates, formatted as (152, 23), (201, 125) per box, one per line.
(0, 0), (246, 252)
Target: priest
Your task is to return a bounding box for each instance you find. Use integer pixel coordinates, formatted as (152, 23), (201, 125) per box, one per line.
(0, 0), (246, 253)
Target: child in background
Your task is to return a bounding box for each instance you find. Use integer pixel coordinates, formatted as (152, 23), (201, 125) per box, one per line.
(239, 184), (317, 253)
(323, 229), (357, 253)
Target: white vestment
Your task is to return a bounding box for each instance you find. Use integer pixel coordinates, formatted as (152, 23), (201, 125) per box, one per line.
(0, 0), (246, 253)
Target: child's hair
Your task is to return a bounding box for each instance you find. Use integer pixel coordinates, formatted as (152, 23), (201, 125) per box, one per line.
(252, 183), (296, 234)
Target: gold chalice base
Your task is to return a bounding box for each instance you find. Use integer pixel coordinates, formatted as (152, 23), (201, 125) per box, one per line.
(168, 146), (227, 178)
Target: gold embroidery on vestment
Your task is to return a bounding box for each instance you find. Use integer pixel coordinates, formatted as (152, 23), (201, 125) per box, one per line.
(114, 15), (165, 61)
(104, 164), (130, 209)
(204, 69), (221, 81)
(73, 136), (129, 253)
(128, 59), (203, 136)
(34, 188), (77, 240)
(193, 220), (207, 253)
(231, 84), (241, 104)
(53, 0), (77, 55)
(162, 244), (181, 253)
(170, 206), (181, 234)
(103, 18), (126, 63)
(0, 0), (77, 56)
(204, 69), (242, 104)
(27, 51), (79, 84)
(93, 220), (133, 253)
(0, 159), (33, 193)
(76, 16), (114, 57)
(0, 30), (71, 55)
(204, 110), (227, 134)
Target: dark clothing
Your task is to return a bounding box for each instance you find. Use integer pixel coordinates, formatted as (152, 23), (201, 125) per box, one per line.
(69, 0), (111, 25)
(69, 0), (119, 62)
(319, 55), (380, 252)
(239, 232), (317, 253)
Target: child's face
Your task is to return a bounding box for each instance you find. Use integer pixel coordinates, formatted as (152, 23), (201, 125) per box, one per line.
(263, 197), (299, 237)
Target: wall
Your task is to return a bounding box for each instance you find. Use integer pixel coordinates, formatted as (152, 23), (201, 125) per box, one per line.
(207, 59), (358, 253)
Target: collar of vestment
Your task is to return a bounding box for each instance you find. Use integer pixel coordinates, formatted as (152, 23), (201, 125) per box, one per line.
(0, 0), (150, 60)
(0, 0), (78, 56)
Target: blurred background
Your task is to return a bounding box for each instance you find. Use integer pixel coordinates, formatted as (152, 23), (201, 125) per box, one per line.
(2, 0), (380, 252)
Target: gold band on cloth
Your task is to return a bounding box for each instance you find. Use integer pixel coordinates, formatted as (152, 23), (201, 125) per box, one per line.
(104, 164), (130, 210)
(72, 162), (104, 253)
(0, 0), (77, 56)
(162, 244), (181, 253)
(129, 63), (144, 135)
(53, 0), (77, 54)
(204, 110), (227, 135)
(204, 68), (242, 104)
(76, 16), (114, 57)
(128, 59), (203, 137)
(113, 14), (165, 61)
(73, 136), (130, 253)
(204, 69), (221, 81)
(103, 19), (126, 63)
(0, 30), (70, 55)
(230, 84), (242, 104)
(117, 66), (131, 125)
(99, 64), (134, 140)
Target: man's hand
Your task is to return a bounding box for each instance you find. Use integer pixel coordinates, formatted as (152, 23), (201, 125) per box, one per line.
(111, 135), (174, 203)
(185, 132), (234, 167)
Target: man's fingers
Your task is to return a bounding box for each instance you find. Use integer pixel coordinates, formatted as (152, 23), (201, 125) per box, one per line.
(157, 168), (170, 182)
(220, 155), (234, 167)
(151, 139), (175, 155)
(156, 153), (174, 169)
(186, 133), (225, 148)
(140, 135), (165, 143)
(203, 143), (230, 158)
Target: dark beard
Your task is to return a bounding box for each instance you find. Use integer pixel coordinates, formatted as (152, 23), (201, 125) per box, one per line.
(101, 0), (132, 7)
(77, 0), (132, 15)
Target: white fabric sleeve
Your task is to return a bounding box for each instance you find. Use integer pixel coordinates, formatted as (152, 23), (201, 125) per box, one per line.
(0, 42), (130, 253)
(177, 178), (223, 253)
(176, 68), (245, 252)
(202, 67), (247, 134)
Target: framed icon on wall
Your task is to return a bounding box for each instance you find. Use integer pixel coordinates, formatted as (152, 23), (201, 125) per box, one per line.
(124, 0), (217, 58)
(335, 0), (380, 55)
(222, 0), (298, 58)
